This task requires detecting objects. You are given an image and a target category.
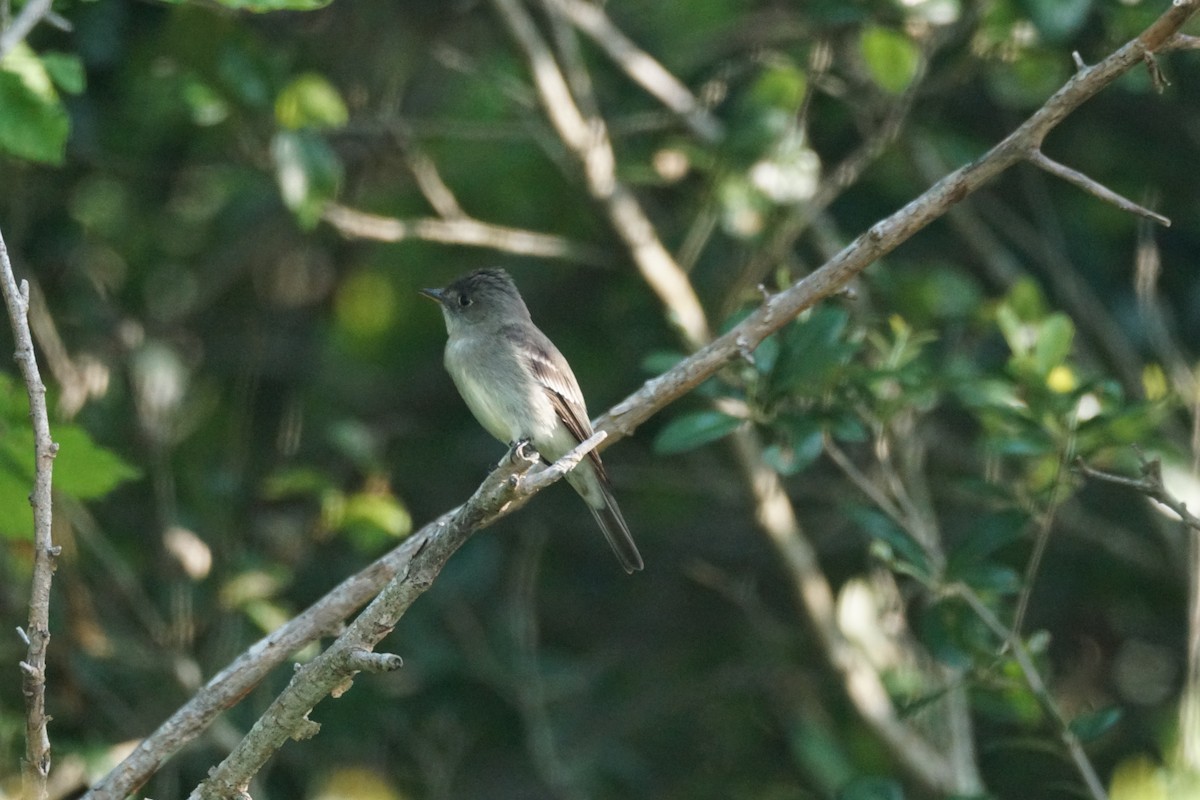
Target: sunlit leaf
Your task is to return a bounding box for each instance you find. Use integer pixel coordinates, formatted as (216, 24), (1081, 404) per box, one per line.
(53, 426), (141, 499)
(276, 73), (349, 130)
(1032, 313), (1074, 378)
(40, 52), (85, 95)
(0, 50), (69, 164)
(860, 26), (920, 94)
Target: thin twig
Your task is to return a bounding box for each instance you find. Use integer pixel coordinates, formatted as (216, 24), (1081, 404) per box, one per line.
(1, 226), (59, 800)
(1164, 33), (1200, 51)
(321, 203), (607, 266)
(1075, 451), (1200, 533)
(1027, 150), (1171, 227)
(728, 427), (966, 792)
(404, 146), (466, 220)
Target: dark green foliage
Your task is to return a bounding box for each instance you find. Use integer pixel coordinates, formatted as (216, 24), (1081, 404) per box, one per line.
(1, 1), (1198, 798)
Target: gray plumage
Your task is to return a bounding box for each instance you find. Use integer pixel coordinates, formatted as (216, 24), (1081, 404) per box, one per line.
(421, 268), (644, 573)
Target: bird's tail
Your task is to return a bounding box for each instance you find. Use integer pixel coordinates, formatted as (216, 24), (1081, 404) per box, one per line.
(585, 485), (644, 574)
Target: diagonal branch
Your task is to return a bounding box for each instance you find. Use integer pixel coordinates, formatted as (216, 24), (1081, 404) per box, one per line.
(1028, 150), (1171, 227)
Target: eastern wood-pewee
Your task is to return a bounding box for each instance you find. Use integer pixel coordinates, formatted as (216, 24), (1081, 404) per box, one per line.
(421, 268), (644, 573)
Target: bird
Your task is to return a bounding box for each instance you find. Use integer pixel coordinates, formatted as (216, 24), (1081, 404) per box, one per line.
(421, 268), (644, 573)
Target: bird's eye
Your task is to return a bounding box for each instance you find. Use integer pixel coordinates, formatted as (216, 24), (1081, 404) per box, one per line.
(458, 294), (472, 308)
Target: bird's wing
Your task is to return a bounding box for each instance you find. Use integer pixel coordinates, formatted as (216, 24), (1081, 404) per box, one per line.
(523, 337), (608, 476)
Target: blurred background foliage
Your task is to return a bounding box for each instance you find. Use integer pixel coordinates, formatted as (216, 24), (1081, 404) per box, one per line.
(1, 0), (1199, 798)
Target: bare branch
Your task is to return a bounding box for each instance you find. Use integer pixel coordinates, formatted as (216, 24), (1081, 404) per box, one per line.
(343, 650), (404, 674)
(1028, 150), (1171, 227)
(403, 145), (466, 220)
(321, 203), (607, 266)
(1, 228), (59, 799)
(1164, 33), (1200, 51)
(1076, 451), (1200, 533)
(549, 0), (723, 143)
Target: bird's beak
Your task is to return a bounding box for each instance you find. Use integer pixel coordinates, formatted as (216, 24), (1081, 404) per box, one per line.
(419, 287), (447, 305)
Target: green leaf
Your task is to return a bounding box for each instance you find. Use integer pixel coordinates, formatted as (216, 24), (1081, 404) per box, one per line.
(1069, 706), (1122, 742)
(39, 52), (85, 95)
(654, 410), (742, 455)
(337, 490), (413, 551)
(52, 426), (142, 499)
(848, 505), (930, 580)
(763, 416), (824, 475)
(954, 562), (1021, 595)
(0, 376), (139, 539)
(0, 48), (69, 164)
(1032, 313), (1074, 377)
(859, 26), (920, 94)
(771, 307), (858, 397)
(276, 73), (349, 130)
(749, 62), (807, 110)
(947, 510), (1027, 572)
(271, 129), (343, 228)
(995, 304), (1029, 358)
(0, 426), (139, 539)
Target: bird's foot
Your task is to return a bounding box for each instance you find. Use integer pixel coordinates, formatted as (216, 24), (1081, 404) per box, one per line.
(500, 438), (539, 468)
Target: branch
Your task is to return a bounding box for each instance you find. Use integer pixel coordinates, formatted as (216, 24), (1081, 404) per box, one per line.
(190, 438), (610, 797)
(1, 228), (60, 799)
(1028, 150), (1171, 227)
(1075, 450), (1200, 533)
(321, 203), (607, 266)
(84, 523), (433, 799)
